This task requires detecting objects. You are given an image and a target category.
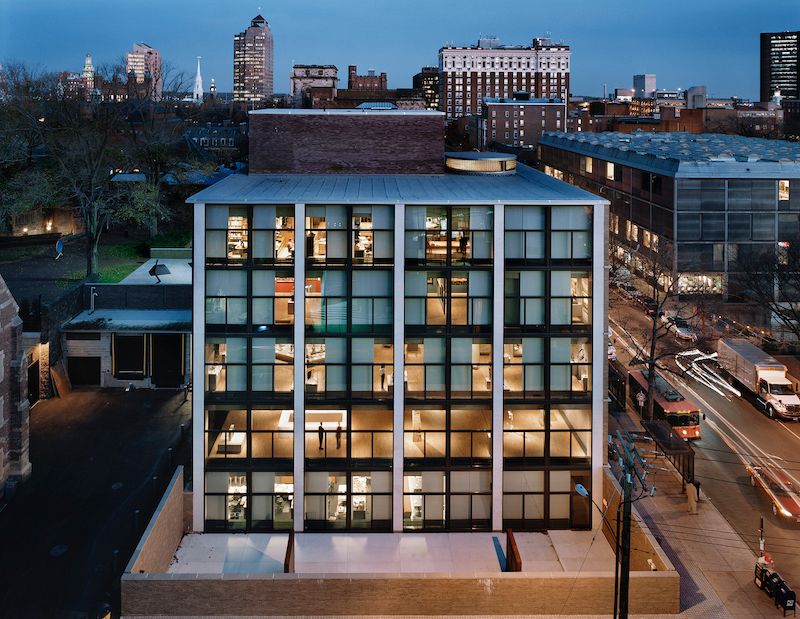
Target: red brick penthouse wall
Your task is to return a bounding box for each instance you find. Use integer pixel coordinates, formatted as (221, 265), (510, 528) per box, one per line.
(249, 113), (445, 174)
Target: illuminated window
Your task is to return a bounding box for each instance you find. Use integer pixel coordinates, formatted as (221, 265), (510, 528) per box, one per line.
(780, 180), (790, 202)
(606, 162), (615, 181)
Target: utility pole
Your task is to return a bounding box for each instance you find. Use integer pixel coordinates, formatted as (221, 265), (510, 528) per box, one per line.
(609, 431), (656, 619)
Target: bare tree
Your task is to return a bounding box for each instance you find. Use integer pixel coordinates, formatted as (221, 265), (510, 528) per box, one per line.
(2, 62), (130, 277)
(118, 62), (195, 237)
(733, 243), (800, 341)
(611, 241), (711, 421)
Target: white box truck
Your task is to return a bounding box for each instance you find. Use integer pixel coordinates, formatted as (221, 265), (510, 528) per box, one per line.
(717, 338), (800, 420)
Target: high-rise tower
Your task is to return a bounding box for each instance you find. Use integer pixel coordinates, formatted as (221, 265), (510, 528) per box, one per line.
(233, 15), (274, 107)
(125, 42), (163, 100)
(761, 31), (799, 102)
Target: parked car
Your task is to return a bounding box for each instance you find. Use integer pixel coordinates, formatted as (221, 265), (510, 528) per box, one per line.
(619, 283), (641, 300)
(637, 295), (659, 316)
(747, 463), (800, 522)
(607, 328), (617, 361)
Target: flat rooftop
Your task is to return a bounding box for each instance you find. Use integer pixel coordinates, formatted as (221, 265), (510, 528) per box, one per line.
(63, 309), (191, 332)
(121, 258), (192, 286)
(167, 531), (614, 575)
(249, 108), (444, 117)
(540, 131), (800, 178)
(187, 164), (604, 205)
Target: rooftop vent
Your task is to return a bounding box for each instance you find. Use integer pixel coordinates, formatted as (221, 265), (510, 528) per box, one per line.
(444, 152), (517, 176)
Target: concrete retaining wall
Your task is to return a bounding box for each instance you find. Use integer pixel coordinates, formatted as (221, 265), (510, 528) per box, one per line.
(126, 467), (185, 574)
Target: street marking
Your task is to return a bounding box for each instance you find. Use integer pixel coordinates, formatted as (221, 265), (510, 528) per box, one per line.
(677, 377), (800, 489)
(778, 421), (800, 444)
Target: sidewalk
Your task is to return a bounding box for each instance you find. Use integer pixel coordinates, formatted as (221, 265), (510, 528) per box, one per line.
(609, 409), (779, 618)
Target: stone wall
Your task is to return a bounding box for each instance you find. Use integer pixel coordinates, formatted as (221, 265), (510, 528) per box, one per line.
(249, 112), (445, 174)
(126, 467), (186, 574)
(0, 274), (31, 496)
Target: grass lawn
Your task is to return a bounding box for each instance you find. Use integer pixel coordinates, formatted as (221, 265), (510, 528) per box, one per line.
(59, 241), (145, 286)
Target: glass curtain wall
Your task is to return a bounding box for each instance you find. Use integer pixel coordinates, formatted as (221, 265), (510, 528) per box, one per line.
(303, 205), (394, 531)
(204, 204), (295, 531)
(403, 205), (493, 531)
(503, 204), (593, 531)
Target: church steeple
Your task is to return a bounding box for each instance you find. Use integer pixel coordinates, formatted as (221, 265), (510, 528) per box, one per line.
(193, 56), (203, 104)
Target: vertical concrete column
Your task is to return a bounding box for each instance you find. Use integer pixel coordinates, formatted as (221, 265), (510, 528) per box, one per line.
(293, 203), (306, 532)
(191, 202), (205, 532)
(492, 203), (505, 531)
(392, 202), (405, 531)
(591, 201), (609, 532)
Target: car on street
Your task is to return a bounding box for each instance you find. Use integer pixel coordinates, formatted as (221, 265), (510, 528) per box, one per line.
(746, 463), (800, 522)
(661, 313), (699, 342)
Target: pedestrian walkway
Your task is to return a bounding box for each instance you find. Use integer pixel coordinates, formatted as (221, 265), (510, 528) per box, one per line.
(609, 408), (778, 618)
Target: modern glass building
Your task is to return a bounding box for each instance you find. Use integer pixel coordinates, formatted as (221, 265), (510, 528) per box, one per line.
(539, 132), (800, 299)
(188, 153), (606, 534)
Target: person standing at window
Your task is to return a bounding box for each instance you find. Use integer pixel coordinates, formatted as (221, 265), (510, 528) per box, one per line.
(336, 423), (342, 450)
(318, 422), (325, 451)
(380, 364), (386, 391)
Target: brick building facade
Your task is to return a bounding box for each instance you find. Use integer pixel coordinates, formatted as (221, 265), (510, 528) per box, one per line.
(0, 274), (31, 497)
(478, 96), (567, 149)
(248, 109), (445, 174)
(347, 65), (387, 91)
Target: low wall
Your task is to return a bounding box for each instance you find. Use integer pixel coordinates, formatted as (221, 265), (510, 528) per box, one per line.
(126, 467), (185, 574)
(602, 467), (675, 573)
(122, 570), (678, 617)
(150, 247), (192, 259)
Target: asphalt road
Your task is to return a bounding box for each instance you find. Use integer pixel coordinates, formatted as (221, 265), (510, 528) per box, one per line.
(0, 388), (191, 619)
(610, 290), (800, 587)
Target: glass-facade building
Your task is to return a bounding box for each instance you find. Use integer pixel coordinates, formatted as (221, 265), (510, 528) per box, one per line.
(539, 131), (800, 299)
(190, 164), (606, 533)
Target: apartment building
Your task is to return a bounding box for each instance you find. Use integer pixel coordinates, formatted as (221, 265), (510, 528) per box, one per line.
(478, 94), (567, 148)
(439, 36), (569, 121)
(187, 109), (606, 534)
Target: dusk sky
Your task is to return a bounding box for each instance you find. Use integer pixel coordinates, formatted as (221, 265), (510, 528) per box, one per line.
(1, 0), (798, 99)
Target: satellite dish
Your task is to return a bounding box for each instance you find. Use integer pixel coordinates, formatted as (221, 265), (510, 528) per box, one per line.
(55, 238), (64, 260)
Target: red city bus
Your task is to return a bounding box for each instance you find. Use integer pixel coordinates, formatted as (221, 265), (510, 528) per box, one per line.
(628, 369), (702, 440)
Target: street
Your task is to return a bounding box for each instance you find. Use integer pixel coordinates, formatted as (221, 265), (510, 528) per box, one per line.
(610, 290), (800, 587)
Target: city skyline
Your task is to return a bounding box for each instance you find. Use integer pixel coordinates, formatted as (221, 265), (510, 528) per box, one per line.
(1, 0), (798, 100)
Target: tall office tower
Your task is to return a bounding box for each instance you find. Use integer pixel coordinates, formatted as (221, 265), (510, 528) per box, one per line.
(193, 56), (204, 104)
(761, 31), (799, 102)
(233, 15), (274, 106)
(126, 42), (163, 100)
(413, 67), (440, 111)
(187, 109), (606, 534)
(439, 36), (570, 121)
(633, 74), (656, 99)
